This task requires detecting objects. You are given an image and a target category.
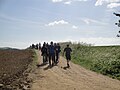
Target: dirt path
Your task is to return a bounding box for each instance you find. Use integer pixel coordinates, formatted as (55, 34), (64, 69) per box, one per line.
(30, 51), (120, 90)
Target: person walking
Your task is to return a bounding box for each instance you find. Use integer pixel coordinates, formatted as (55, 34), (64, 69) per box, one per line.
(38, 43), (41, 50)
(55, 43), (61, 64)
(48, 41), (55, 67)
(46, 43), (49, 63)
(63, 44), (72, 68)
(41, 42), (48, 63)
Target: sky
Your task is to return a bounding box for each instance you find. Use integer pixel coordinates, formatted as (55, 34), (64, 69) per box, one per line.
(0, 0), (120, 49)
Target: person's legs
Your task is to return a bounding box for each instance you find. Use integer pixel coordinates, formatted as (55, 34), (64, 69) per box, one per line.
(55, 53), (58, 64)
(67, 60), (70, 67)
(66, 55), (71, 68)
(47, 54), (49, 62)
(45, 54), (47, 62)
(52, 54), (55, 66)
(43, 54), (45, 63)
(56, 53), (59, 63)
(49, 55), (52, 66)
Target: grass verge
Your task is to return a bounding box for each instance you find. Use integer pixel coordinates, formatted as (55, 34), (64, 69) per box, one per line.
(60, 42), (120, 80)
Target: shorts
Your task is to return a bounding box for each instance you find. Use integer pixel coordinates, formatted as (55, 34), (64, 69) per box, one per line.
(66, 54), (71, 61)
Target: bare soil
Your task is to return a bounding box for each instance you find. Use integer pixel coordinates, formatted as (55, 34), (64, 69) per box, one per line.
(0, 49), (34, 90)
(30, 51), (120, 90)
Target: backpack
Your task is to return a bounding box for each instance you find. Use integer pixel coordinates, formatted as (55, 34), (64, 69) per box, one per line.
(49, 45), (55, 54)
(41, 47), (47, 55)
(56, 46), (61, 53)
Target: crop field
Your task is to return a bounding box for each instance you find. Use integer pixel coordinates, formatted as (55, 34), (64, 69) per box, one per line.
(0, 49), (35, 89)
(60, 42), (120, 80)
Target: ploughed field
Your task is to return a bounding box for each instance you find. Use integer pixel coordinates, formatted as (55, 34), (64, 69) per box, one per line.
(0, 49), (34, 89)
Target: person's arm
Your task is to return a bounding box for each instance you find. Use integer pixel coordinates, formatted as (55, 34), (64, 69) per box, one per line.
(41, 47), (43, 52)
(54, 47), (56, 54)
(41, 47), (43, 56)
(59, 46), (61, 53)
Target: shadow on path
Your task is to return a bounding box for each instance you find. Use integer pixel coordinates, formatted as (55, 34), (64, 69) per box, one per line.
(44, 65), (53, 70)
(36, 62), (48, 67)
(62, 66), (70, 70)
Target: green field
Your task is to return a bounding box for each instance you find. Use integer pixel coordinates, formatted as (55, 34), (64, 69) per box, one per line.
(60, 42), (120, 80)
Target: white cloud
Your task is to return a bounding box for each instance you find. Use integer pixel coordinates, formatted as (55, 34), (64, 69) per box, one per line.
(95, 0), (120, 6)
(52, 0), (120, 8)
(107, 3), (120, 8)
(81, 18), (108, 25)
(45, 20), (69, 26)
(64, 1), (72, 5)
(72, 25), (78, 29)
(51, 0), (88, 4)
(95, 0), (120, 8)
(95, 0), (103, 6)
(45, 20), (79, 29)
(52, 0), (63, 3)
(83, 18), (90, 24)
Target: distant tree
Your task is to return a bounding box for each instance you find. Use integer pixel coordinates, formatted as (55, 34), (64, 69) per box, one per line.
(113, 12), (120, 37)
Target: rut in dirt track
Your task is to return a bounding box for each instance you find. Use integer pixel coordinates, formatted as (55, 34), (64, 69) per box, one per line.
(29, 51), (120, 90)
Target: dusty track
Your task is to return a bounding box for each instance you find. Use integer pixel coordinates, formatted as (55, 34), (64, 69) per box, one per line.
(30, 51), (120, 90)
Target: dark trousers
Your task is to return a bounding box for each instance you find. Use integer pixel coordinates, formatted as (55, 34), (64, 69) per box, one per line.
(66, 54), (71, 60)
(43, 53), (47, 63)
(49, 54), (55, 66)
(56, 53), (59, 63)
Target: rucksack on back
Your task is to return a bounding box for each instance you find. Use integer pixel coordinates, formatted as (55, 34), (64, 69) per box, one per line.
(49, 45), (55, 54)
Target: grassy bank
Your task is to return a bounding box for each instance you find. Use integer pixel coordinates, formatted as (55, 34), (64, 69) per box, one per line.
(28, 49), (38, 72)
(60, 42), (120, 80)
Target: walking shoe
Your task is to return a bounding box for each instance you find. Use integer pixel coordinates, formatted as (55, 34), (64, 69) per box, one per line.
(67, 64), (70, 68)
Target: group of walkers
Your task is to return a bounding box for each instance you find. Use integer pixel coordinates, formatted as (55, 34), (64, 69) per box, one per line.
(40, 41), (72, 68)
(41, 41), (61, 67)
(30, 43), (41, 50)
